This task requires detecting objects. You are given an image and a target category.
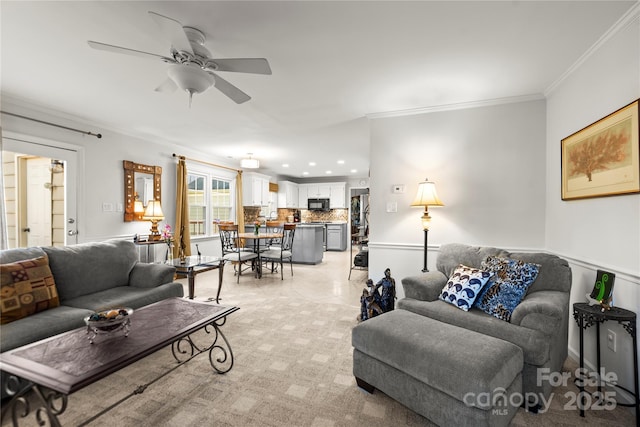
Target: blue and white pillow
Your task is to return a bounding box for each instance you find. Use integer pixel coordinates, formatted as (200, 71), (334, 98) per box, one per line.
(474, 256), (541, 322)
(439, 264), (492, 311)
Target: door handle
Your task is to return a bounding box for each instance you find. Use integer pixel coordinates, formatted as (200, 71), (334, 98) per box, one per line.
(68, 230), (79, 236)
(22, 227), (31, 233)
(68, 218), (76, 224)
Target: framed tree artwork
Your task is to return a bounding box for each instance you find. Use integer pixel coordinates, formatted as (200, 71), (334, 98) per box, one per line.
(561, 99), (639, 200)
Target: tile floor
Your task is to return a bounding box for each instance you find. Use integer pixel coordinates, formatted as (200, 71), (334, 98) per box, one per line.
(178, 246), (369, 308)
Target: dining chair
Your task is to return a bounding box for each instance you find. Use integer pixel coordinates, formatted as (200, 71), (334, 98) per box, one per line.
(265, 220), (284, 249)
(260, 223), (296, 280)
(219, 223), (258, 283)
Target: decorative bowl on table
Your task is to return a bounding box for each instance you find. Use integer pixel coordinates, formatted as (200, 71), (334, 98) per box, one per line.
(84, 307), (133, 344)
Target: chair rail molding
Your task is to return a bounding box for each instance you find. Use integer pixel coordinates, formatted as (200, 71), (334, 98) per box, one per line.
(367, 241), (639, 283)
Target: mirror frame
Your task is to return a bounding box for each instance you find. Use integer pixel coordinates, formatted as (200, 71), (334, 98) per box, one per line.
(123, 160), (162, 222)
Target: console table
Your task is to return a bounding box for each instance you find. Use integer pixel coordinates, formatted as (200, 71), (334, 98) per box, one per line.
(573, 302), (638, 425)
(133, 239), (167, 263)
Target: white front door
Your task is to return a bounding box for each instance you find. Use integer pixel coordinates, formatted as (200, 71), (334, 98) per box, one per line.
(2, 135), (79, 247)
(25, 157), (52, 246)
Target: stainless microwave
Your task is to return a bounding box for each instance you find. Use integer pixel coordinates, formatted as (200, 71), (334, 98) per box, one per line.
(308, 198), (330, 211)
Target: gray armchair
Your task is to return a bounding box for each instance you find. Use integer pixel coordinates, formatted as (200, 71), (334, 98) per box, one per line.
(399, 243), (572, 402)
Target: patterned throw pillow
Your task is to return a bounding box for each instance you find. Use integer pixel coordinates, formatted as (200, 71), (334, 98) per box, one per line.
(1, 255), (60, 324)
(439, 264), (492, 311)
(474, 256), (540, 322)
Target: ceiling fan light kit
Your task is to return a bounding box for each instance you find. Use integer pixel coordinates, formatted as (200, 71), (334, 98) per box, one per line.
(87, 11), (271, 105)
(167, 64), (215, 106)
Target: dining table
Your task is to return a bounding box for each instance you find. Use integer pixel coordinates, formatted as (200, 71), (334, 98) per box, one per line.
(237, 232), (283, 278)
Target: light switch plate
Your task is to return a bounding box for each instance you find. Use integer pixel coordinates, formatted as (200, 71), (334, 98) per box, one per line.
(392, 184), (405, 194)
(386, 202), (398, 212)
(102, 202), (114, 212)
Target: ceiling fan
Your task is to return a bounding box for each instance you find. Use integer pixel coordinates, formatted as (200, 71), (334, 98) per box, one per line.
(88, 11), (271, 105)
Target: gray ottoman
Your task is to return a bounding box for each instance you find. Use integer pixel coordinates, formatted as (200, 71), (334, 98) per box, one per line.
(352, 309), (523, 427)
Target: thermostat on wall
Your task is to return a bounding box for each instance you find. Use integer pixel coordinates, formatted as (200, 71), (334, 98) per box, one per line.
(392, 185), (405, 194)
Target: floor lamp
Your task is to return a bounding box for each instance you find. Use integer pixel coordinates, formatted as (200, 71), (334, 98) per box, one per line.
(411, 179), (444, 272)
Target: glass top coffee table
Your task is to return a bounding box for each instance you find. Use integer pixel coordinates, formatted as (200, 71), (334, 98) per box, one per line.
(169, 255), (225, 302)
(0, 297), (239, 427)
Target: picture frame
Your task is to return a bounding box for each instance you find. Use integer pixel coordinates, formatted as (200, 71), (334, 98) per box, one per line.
(588, 269), (615, 305)
(561, 99), (639, 200)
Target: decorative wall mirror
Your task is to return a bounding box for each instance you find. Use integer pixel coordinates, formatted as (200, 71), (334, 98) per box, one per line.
(123, 160), (162, 222)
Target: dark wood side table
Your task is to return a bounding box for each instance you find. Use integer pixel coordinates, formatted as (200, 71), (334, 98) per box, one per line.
(573, 302), (638, 425)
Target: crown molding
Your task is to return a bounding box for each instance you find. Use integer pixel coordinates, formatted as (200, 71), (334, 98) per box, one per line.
(545, 1), (640, 97)
(365, 94), (545, 119)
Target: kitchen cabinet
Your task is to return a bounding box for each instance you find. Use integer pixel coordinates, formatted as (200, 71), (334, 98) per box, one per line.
(326, 223), (347, 251)
(298, 182), (347, 209)
(329, 183), (346, 208)
(242, 172), (270, 206)
(277, 181), (299, 208)
(306, 184), (331, 198)
(291, 224), (324, 264)
(298, 185), (308, 208)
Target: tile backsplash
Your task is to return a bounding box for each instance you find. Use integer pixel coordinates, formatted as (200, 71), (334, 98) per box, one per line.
(245, 207), (348, 224)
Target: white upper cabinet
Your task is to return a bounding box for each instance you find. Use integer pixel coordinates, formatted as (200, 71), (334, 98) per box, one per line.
(306, 184), (331, 198)
(298, 185), (308, 208)
(329, 183), (346, 208)
(242, 172), (270, 206)
(277, 181), (299, 208)
(297, 182), (346, 209)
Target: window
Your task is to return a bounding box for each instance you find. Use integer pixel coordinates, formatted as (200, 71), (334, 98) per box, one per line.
(187, 171), (234, 237)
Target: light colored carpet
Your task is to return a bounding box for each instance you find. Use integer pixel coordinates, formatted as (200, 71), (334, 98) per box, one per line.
(11, 251), (637, 426)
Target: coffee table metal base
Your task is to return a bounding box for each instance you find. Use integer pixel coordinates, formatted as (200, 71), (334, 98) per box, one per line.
(0, 299), (238, 427)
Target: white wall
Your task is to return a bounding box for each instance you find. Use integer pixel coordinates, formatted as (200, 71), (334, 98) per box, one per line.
(367, 7), (639, 400)
(545, 11), (640, 396)
(368, 99), (547, 286)
(1, 97), (235, 258)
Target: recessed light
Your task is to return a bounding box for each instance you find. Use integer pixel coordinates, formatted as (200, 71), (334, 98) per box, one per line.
(326, 170), (332, 174)
(282, 164), (289, 168)
(337, 160), (345, 164)
(350, 169), (357, 173)
(308, 162), (316, 166)
(302, 171), (309, 175)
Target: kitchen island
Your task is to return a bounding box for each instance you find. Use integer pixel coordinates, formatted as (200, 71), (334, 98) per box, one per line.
(291, 223), (324, 264)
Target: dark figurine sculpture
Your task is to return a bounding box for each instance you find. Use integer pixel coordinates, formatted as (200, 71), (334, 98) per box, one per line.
(358, 269), (396, 322)
(377, 268), (396, 313)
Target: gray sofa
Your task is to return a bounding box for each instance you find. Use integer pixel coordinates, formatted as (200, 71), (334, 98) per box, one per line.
(398, 243), (572, 402)
(0, 239), (184, 353)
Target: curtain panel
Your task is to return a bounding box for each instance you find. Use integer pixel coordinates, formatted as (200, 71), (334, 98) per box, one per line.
(174, 157), (191, 258)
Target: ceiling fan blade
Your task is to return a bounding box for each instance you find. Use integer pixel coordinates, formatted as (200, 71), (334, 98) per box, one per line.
(155, 78), (177, 93)
(211, 72), (251, 104)
(148, 11), (194, 55)
(207, 58), (272, 75)
(88, 41), (174, 62)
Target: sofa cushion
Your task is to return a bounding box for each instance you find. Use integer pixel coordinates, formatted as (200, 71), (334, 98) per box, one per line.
(439, 264), (491, 311)
(63, 283), (184, 312)
(474, 256), (540, 322)
(397, 299), (550, 366)
(129, 263), (176, 288)
(43, 239), (137, 300)
(0, 305), (93, 352)
(436, 243), (510, 279)
(509, 252), (571, 294)
(1, 255), (60, 324)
